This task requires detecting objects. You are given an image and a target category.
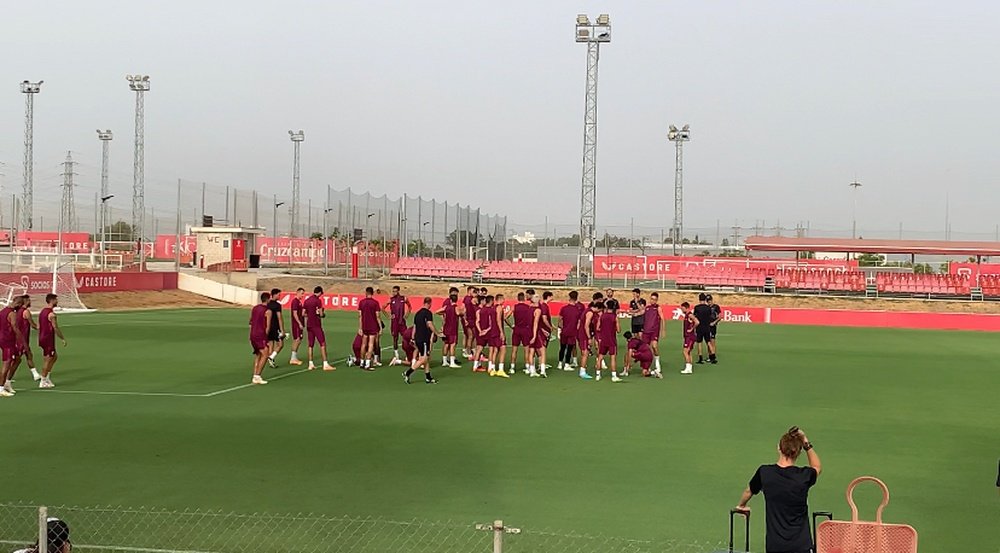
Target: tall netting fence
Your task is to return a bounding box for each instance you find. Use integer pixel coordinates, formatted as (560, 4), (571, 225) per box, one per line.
(0, 505), (730, 553)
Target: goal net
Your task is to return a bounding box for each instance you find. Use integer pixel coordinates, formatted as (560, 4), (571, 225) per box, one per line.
(0, 265), (92, 313)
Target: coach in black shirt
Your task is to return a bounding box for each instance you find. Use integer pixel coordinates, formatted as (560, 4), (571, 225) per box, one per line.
(736, 427), (822, 553)
(605, 288), (620, 313)
(693, 294), (716, 363)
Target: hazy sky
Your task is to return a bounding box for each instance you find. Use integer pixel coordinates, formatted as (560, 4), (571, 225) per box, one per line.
(2, 0), (999, 237)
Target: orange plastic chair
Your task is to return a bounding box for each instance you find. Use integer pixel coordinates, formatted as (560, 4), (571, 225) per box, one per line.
(816, 476), (918, 553)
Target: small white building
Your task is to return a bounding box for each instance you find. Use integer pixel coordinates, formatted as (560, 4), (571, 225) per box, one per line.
(190, 226), (265, 271)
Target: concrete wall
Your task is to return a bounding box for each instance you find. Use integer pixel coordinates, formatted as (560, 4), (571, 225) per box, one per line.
(178, 273), (257, 305)
(195, 232), (234, 268)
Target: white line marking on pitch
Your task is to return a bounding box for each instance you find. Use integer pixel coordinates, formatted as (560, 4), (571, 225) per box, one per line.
(23, 346), (393, 398)
(204, 367), (311, 396)
(37, 389), (206, 398)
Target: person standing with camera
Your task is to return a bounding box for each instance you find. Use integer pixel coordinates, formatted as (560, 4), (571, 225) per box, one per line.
(735, 427), (822, 553)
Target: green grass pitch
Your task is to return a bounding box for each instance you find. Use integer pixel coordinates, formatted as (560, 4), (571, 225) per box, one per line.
(2, 308), (997, 551)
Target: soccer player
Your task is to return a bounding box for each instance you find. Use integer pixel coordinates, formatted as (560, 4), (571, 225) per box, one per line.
(628, 288), (645, 337)
(707, 294), (721, 361)
(693, 293), (716, 364)
(473, 295), (505, 376)
(534, 291), (554, 375)
(249, 292), (272, 385)
(17, 295), (40, 382)
(595, 301), (622, 382)
(347, 332), (363, 367)
(288, 288), (306, 365)
(462, 286), (479, 359)
(435, 287), (462, 368)
(494, 293), (510, 375)
(525, 293), (545, 377)
(576, 300), (597, 380)
(266, 288), (285, 368)
(510, 292), (532, 373)
(642, 292), (664, 376)
(384, 286), (412, 365)
(36, 293), (67, 389)
(404, 297), (439, 384)
(624, 331), (656, 377)
(400, 324), (416, 365)
(604, 288), (620, 313)
(680, 301), (699, 374)
(0, 296), (27, 396)
(304, 286), (335, 371)
(557, 291), (581, 371)
(357, 286), (381, 370)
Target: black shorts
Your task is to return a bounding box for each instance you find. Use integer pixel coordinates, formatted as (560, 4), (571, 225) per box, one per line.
(710, 325), (718, 339)
(267, 328), (282, 342)
(631, 322), (643, 334)
(415, 340), (431, 356)
(696, 327), (712, 343)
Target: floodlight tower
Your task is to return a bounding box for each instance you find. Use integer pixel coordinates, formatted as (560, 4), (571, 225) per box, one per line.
(849, 180), (862, 239)
(289, 130), (304, 237)
(575, 13), (610, 284)
(20, 80), (42, 231)
(667, 124), (691, 255)
(127, 74), (150, 264)
(97, 129), (113, 243)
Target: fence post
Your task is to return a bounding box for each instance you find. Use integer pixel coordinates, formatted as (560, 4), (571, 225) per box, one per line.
(38, 506), (47, 553)
(492, 519), (503, 553)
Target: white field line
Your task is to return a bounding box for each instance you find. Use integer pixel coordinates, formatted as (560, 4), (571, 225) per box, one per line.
(0, 541), (218, 553)
(21, 347), (394, 398)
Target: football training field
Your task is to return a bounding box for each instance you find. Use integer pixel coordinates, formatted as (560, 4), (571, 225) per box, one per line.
(3, 308), (997, 552)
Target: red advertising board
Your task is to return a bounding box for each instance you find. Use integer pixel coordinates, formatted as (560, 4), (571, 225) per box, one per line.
(592, 255), (856, 279)
(151, 234), (399, 266)
(0, 272), (177, 293)
(948, 262), (1000, 278)
(16, 231), (92, 253)
(150, 235), (197, 263)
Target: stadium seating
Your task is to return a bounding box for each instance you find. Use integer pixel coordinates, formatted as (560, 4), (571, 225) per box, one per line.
(876, 272), (971, 296)
(676, 265), (769, 288)
(390, 257), (482, 279)
(480, 261), (574, 283)
(977, 274), (1000, 297)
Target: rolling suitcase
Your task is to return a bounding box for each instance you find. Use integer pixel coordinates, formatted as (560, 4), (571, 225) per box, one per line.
(718, 508), (749, 552)
(816, 476), (918, 552)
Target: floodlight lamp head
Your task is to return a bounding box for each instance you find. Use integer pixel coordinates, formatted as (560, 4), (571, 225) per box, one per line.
(597, 14), (610, 25)
(577, 14), (590, 25)
(669, 125), (678, 133)
(682, 124), (690, 131)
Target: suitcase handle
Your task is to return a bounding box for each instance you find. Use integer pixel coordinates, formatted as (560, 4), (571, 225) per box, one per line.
(729, 509), (750, 552)
(811, 510), (833, 541)
(846, 476), (890, 523)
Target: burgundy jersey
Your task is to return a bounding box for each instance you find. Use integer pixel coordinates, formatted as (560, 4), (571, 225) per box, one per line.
(442, 298), (459, 335)
(38, 307), (54, 344)
(463, 295), (477, 325)
(290, 297), (304, 329)
(598, 311), (618, 343)
(402, 325), (414, 345)
(0, 307), (14, 346)
(683, 313), (697, 338)
(250, 304), (269, 339)
(388, 295), (408, 325)
(358, 297), (381, 333)
(539, 302), (552, 332)
(512, 303), (533, 334)
(628, 337), (651, 355)
(559, 303), (581, 337)
(303, 295), (324, 329)
(477, 305), (496, 337)
(643, 304), (662, 336)
(18, 308), (31, 340)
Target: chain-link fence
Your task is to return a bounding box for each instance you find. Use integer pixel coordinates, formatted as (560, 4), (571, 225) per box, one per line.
(0, 505), (731, 553)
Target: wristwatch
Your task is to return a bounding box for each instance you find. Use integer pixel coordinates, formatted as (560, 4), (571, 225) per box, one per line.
(803, 442), (814, 451)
